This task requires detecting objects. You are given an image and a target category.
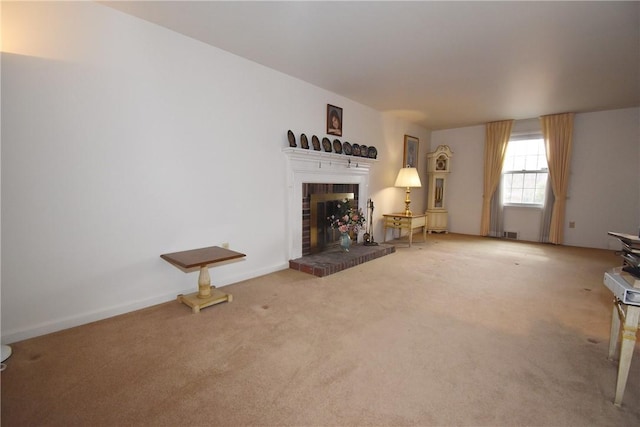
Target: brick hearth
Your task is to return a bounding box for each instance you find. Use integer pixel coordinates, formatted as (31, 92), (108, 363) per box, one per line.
(289, 243), (395, 277)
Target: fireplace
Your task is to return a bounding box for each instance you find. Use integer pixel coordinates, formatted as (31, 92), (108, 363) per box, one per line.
(304, 186), (359, 255)
(284, 148), (375, 260)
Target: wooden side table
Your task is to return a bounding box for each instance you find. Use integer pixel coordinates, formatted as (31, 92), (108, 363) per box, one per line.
(382, 213), (428, 247)
(161, 246), (246, 313)
(604, 268), (640, 406)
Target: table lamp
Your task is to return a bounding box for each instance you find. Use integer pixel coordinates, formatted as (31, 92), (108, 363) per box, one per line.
(394, 167), (422, 215)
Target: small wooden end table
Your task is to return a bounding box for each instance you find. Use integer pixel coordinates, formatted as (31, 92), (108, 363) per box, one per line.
(605, 267), (640, 406)
(382, 213), (428, 247)
(161, 246), (246, 313)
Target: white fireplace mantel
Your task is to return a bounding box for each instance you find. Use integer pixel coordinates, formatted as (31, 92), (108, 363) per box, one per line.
(283, 147), (376, 259)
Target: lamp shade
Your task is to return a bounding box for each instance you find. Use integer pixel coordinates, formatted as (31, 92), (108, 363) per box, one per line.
(394, 167), (422, 188)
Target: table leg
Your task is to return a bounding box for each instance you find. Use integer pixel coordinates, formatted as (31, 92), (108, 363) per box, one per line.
(177, 264), (232, 314)
(409, 225), (413, 247)
(614, 305), (640, 406)
(198, 266), (211, 298)
(608, 301), (620, 360)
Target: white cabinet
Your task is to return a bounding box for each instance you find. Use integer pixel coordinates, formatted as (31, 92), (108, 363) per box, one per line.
(426, 145), (453, 233)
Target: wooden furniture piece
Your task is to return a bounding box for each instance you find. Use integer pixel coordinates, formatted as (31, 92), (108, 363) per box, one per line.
(603, 231), (640, 406)
(161, 246), (246, 313)
(604, 268), (640, 406)
(426, 145), (453, 233)
(382, 213), (427, 247)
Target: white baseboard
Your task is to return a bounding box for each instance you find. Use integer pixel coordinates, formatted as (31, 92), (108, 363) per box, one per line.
(2, 262), (290, 344)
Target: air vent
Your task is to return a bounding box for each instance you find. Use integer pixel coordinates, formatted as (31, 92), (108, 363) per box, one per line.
(503, 231), (519, 240)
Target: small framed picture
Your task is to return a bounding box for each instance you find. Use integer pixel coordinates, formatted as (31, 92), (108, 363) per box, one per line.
(327, 104), (343, 136)
(403, 135), (419, 168)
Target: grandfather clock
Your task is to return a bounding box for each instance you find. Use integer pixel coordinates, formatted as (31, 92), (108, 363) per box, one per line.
(426, 145), (453, 233)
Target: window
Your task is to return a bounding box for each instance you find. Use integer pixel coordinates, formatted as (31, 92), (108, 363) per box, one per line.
(502, 136), (548, 205)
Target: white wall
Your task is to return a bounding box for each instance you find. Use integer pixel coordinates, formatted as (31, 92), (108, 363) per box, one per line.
(567, 108), (640, 249)
(429, 125), (484, 236)
(1, 2), (428, 342)
(431, 108), (640, 248)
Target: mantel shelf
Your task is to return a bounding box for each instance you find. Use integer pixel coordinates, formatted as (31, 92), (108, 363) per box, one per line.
(282, 147), (377, 167)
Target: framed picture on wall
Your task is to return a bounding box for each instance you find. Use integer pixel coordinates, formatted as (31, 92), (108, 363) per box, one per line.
(403, 135), (419, 168)
(327, 104), (343, 136)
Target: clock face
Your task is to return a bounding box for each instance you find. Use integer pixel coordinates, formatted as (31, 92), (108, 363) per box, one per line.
(436, 157), (447, 171)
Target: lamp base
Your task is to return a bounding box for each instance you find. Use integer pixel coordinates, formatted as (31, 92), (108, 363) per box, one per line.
(404, 187), (412, 216)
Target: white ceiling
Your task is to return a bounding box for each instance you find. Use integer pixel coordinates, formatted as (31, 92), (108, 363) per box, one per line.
(102, 1), (640, 130)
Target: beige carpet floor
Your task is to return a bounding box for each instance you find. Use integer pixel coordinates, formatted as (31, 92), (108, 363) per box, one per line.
(2, 233), (639, 426)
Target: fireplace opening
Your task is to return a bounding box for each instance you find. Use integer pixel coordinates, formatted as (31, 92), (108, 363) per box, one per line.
(311, 192), (354, 254)
(302, 184), (359, 255)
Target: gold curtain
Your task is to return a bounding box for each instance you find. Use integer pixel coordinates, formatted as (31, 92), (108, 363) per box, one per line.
(540, 113), (574, 244)
(480, 120), (513, 236)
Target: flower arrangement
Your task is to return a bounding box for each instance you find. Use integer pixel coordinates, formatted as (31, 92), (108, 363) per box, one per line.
(327, 198), (365, 234)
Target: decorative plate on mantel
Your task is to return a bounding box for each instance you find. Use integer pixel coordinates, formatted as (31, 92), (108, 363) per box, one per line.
(322, 137), (332, 152)
(368, 146), (377, 159)
(360, 145), (368, 157)
(287, 130), (296, 147)
(333, 139), (342, 154)
(312, 135), (321, 151)
(343, 141), (352, 155)
(300, 133), (309, 149)
(352, 143), (361, 156)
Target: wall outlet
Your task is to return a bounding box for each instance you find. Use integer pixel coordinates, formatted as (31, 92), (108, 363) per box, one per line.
(221, 242), (229, 249)
(569, 221), (575, 229)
